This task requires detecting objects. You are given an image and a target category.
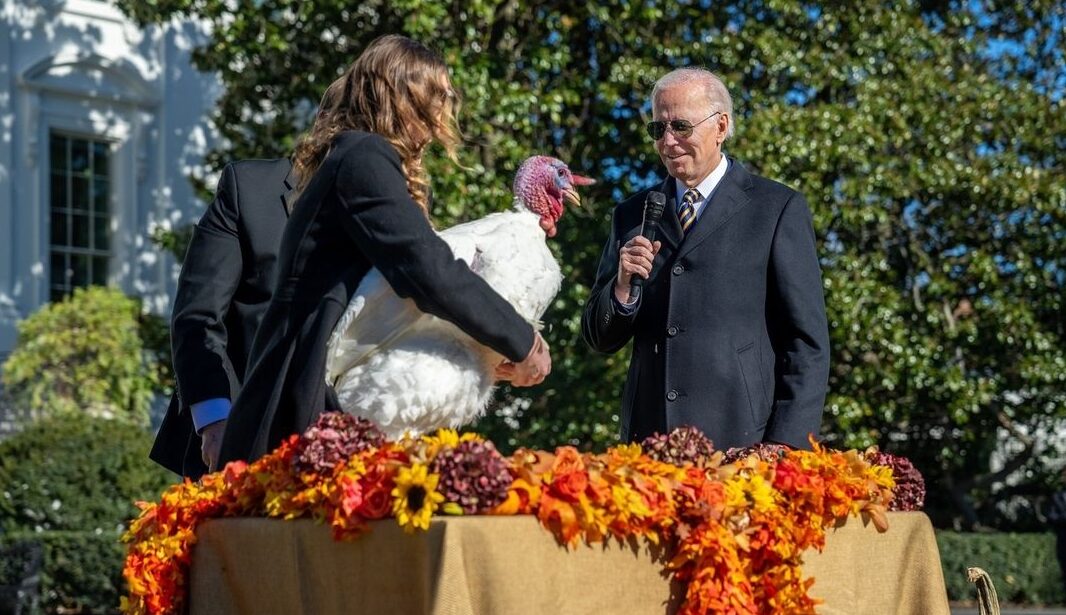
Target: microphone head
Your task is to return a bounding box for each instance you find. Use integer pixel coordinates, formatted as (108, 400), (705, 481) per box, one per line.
(632, 190), (668, 290)
(644, 190), (666, 225)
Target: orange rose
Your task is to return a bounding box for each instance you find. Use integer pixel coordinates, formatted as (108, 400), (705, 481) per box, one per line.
(552, 446), (587, 475)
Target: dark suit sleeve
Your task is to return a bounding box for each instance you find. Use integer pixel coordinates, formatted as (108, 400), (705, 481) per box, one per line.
(581, 207), (638, 353)
(170, 164), (244, 407)
(332, 136), (534, 362)
(763, 192), (831, 448)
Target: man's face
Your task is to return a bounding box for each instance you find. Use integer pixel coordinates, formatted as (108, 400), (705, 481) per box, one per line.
(652, 85), (726, 187)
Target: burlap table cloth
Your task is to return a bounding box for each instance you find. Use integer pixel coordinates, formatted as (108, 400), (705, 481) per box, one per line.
(189, 512), (950, 614)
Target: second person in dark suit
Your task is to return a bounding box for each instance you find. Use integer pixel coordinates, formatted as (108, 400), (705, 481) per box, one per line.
(213, 35), (551, 469)
(150, 158), (292, 479)
(582, 68), (830, 450)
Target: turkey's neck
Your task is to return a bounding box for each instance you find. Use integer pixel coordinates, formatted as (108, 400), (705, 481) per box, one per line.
(521, 205), (559, 238)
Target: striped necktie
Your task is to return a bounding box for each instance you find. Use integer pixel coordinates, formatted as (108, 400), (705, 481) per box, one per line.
(678, 188), (700, 234)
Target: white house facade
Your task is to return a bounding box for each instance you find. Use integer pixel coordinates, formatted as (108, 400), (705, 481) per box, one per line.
(0, 0), (219, 356)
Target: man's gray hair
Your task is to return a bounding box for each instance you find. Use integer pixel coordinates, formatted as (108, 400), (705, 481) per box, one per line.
(652, 68), (735, 139)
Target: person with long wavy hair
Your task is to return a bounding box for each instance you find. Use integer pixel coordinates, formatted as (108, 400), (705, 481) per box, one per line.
(211, 34), (551, 469)
(290, 36), (458, 215)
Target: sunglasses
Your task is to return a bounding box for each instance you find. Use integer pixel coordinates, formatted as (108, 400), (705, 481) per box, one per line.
(646, 111), (721, 140)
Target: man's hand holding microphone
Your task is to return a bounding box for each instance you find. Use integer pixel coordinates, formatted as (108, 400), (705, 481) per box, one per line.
(615, 191), (666, 304)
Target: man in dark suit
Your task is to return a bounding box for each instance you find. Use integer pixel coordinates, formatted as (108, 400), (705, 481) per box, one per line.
(149, 158), (292, 479)
(582, 68), (830, 450)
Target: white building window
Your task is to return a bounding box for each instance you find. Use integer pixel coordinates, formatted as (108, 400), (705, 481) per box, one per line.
(49, 132), (111, 301)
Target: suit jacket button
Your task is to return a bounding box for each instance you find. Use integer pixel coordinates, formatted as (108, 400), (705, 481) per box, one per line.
(603, 313), (611, 325)
(667, 325), (678, 337)
(672, 264), (684, 275)
(666, 390), (678, 402)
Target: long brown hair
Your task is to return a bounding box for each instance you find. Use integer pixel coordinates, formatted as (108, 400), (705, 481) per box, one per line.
(291, 35), (461, 215)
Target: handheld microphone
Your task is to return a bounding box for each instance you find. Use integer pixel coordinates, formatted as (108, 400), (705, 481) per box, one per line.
(628, 190), (666, 303)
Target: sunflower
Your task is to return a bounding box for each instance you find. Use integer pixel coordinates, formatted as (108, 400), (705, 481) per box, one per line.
(391, 463), (445, 532)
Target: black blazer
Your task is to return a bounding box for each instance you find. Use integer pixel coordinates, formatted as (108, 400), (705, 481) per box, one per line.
(218, 131), (535, 465)
(150, 159), (293, 478)
(581, 158), (830, 450)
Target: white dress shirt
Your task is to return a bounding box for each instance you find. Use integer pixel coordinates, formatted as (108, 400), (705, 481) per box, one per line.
(674, 155), (729, 222)
(617, 155), (730, 311)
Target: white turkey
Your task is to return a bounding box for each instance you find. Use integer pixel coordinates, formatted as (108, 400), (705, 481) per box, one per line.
(324, 155), (594, 438)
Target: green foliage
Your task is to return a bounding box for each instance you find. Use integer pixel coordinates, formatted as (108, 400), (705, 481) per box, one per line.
(0, 531), (125, 614)
(0, 415), (173, 534)
(1, 286), (168, 426)
(137, 311), (176, 395)
(0, 539), (37, 586)
(114, 0), (1065, 526)
(936, 530), (1065, 605)
(0, 416), (172, 612)
(149, 224), (195, 265)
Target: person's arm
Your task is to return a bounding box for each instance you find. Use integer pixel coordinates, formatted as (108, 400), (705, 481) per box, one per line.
(333, 135), (535, 363)
(763, 191), (831, 449)
(190, 398), (231, 433)
(582, 207), (645, 354)
(171, 164), (245, 425)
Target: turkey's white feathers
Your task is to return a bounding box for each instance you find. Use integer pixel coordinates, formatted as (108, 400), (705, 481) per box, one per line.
(325, 208), (561, 438)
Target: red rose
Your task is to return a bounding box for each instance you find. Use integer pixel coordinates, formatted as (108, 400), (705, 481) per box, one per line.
(551, 471), (588, 503)
(772, 460), (810, 494)
(357, 468), (395, 520)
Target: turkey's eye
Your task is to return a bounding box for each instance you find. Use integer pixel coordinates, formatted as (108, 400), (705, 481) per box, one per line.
(557, 168), (566, 177)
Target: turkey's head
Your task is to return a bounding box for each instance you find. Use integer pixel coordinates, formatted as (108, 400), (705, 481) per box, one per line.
(513, 156), (595, 238)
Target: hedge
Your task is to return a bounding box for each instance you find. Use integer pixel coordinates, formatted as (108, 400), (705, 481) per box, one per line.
(937, 530), (1065, 605)
(0, 414), (175, 613)
(0, 415), (173, 534)
(0, 530), (124, 614)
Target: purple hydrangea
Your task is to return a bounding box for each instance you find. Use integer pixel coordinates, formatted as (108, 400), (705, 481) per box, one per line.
(429, 440), (511, 514)
(641, 426), (716, 468)
(868, 451), (926, 512)
(292, 412), (385, 475)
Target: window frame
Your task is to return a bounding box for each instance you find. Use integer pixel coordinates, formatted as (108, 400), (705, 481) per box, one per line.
(46, 131), (116, 301)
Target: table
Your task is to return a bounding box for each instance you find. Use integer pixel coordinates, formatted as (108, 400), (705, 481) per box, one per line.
(189, 512), (950, 614)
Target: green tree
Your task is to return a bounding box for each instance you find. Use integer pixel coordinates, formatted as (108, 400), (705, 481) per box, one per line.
(117, 0), (1064, 528)
(150, 223), (196, 264)
(1, 286), (169, 426)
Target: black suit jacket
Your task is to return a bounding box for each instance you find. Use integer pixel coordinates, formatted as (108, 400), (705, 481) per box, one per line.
(150, 158), (293, 478)
(581, 158), (830, 450)
(218, 131), (535, 465)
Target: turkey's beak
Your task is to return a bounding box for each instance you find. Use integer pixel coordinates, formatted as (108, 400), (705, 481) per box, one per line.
(562, 187), (582, 207)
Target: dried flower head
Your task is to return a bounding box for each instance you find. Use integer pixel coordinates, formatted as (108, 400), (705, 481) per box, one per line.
(722, 442), (790, 464)
(868, 451), (926, 511)
(293, 412), (386, 475)
(430, 440), (512, 514)
(641, 426), (716, 468)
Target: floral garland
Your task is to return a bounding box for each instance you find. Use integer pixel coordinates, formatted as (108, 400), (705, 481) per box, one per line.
(122, 415), (916, 615)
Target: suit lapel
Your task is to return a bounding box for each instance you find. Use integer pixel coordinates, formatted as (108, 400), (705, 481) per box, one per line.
(657, 177), (683, 250)
(279, 163), (296, 217)
(676, 157), (752, 262)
